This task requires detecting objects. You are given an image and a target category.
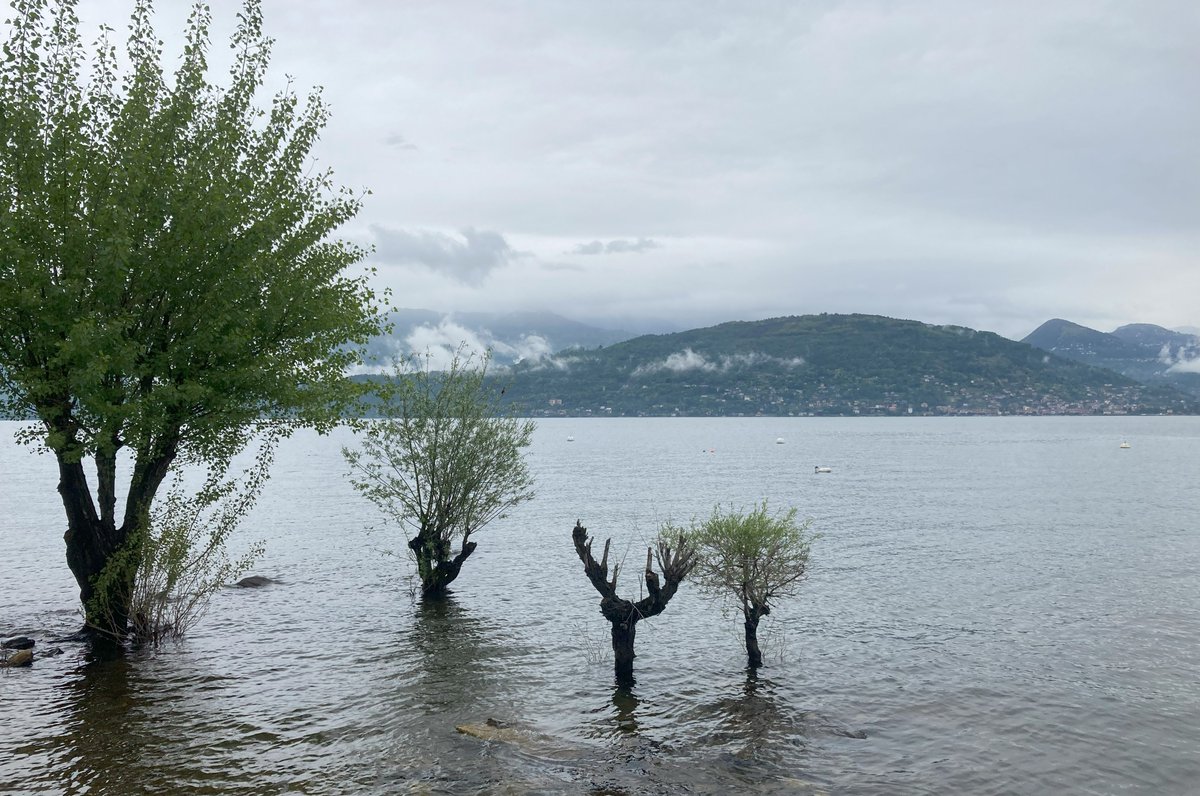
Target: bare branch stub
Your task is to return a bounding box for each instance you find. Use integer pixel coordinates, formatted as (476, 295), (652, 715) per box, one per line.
(573, 520), (620, 599)
(572, 521), (697, 623)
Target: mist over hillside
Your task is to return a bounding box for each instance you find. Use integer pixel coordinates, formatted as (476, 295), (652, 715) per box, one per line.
(360, 309), (638, 369)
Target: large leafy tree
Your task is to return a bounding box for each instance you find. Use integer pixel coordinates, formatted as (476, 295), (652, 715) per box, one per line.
(0, 0), (382, 636)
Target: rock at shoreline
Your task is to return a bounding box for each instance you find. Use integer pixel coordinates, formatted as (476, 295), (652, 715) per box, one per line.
(234, 576), (276, 588)
(2, 636), (34, 650)
(41, 647), (64, 658)
(2, 649), (33, 667)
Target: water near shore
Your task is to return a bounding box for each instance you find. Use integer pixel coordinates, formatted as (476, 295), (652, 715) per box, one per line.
(2, 417), (1199, 794)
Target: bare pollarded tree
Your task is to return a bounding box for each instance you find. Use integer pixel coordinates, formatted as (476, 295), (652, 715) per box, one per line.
(572, 520), (697, 684)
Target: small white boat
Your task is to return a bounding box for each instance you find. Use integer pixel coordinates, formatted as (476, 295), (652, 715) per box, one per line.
(1119, 440), (1130, 449)
(776, 437), (785, 445)
(567, 436), (575, 442)
(814, 465), (832, 474)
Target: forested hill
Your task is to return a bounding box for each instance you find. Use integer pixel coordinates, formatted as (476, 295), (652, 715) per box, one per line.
(498, 314), (1199, 417)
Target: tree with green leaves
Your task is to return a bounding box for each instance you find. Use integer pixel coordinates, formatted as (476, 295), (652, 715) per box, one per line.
(681, 501), (814, 669)
(0, 0), (382, 639)
(343, 351), (536, 598)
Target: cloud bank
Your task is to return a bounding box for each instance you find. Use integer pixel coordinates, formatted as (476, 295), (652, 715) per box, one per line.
(404, 319), (552, 370)
(371, 226), (522, 285)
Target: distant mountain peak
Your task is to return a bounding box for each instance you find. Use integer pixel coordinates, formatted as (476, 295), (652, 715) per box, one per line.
(1022, 318), (1200, 398)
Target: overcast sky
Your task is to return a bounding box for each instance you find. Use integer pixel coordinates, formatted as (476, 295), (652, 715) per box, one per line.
(72, 0), (1199, 340)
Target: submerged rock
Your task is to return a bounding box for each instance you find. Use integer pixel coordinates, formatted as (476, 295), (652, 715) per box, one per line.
(456, 718), (524, 744)
(234, 576), (276, 588)
(2, 649), (33, 667)
(1, 636), (34, 650)
(40, 647), (64, 658)
(830, 727), (868, 740)
(455, 718), (552, 749)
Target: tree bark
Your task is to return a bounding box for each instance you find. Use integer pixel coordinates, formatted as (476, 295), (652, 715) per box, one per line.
(59, 454), (130, 635)
(743, 602), (770, 669)
(59, 430), (179, 638)
(744, 618), (763, 669)
(610, 609), (637, 684)
(410, 532), (477, 598)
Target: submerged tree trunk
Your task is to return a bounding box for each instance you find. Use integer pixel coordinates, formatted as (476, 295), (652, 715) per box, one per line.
(743, 603), (770, 669)
(744, 619), (763, 669)
(61, 492), (139, 636)
(410, 532), (477, 598)
(610, 609), (638, 682)
(573, 521), (696, 685)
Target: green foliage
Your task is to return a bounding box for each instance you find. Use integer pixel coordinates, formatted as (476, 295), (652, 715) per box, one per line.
(678, 501), (815, 622)
(0, 0), (381, 458)
(89, 452), (269, 644)
(344, 350), (536, 595)
(0, 0), (382, 633)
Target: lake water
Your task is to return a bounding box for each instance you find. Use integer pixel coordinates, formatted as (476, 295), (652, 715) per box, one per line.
(2, 416), (1199, 794)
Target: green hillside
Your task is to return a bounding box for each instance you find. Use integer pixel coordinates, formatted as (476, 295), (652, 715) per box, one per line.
(500, 314), (1198, 417)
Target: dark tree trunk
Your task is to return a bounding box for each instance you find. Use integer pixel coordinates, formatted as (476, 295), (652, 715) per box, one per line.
(611, 612), (637, 684)
(59, 456), (131, 635)
(57, 431), (178, 639)
(744, 602), (770, 669)
(744, 618), (763, 669)
(410, 532), (477, 598)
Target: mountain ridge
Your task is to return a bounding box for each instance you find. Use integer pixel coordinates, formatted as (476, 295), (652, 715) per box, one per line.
(1022, 319), (1200, 397)
(495, 313), (1197, 417)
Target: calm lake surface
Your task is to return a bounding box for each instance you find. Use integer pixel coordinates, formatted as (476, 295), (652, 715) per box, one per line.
(2, 416), (1199, 794)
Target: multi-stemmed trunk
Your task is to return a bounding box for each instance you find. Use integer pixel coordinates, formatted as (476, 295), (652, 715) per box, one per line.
(573, 521), (696, 685)
(409, 531), (477, 598)
(56, 430), (178, 640)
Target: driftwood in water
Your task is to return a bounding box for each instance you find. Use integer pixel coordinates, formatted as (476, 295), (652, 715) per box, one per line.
(572, 519), (697, 683)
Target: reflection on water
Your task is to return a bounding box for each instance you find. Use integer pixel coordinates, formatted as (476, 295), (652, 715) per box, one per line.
(609, 685), (640, 736)
(702, 671), (799, 763)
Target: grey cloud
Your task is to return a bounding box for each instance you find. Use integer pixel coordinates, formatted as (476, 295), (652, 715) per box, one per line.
(383, 133), (418, 151)
(570, 238), (660, 255)
(370, 226), (520, 285)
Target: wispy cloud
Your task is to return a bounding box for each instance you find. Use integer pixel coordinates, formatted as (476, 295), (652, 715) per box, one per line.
(1159, 340), (1200, 374)
(1167, 358), (1200, 374)
(632, 349), (804, 376)
(570, 238), (660, 256)
(382, 132), (418, 151)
